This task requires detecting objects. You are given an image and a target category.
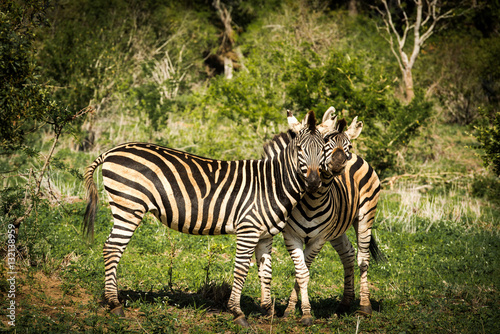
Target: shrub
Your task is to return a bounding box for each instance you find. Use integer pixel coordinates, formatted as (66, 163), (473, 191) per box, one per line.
(283, 50), (433, 174)
(475, 110), (500, 176)
(471, 174), (500, 206)
(0, 0), (57, 149)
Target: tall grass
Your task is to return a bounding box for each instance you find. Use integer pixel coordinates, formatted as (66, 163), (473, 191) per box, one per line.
(378, 179), (489, 234)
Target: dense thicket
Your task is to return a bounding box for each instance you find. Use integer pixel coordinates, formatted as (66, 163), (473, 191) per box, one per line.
(0, 0), (54, 149)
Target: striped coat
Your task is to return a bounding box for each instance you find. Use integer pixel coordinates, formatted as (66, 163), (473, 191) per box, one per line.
(282, 111), (382, 324)
(82, 110), (332, 326)
(260, 108), (382, 325)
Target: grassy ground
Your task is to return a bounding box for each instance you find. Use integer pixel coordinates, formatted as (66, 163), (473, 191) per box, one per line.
(1, 124), (499, 333)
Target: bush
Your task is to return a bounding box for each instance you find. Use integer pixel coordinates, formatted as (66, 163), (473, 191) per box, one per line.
(0, 0), (58, 149)
(471, 174), (500, 205)
(475, 110), (500, 176)
(283, 50), (433, 174)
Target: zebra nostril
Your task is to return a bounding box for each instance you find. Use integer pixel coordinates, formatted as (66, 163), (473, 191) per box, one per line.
(305, 168), (321, 192)
(328, 148), (347, 174)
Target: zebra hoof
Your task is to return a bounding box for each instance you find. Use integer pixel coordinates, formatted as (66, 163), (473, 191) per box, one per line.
(301, 315), (314, 326)
(110, 305), (125, 317)
(336, 302), (351, 314)
(357, 305), (372, 317)
(263, 308), (275, 317)
(233, 315), (250, 327)
(283, 306), (295, 318)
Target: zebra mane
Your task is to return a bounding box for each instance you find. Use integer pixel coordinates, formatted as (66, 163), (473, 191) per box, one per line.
(262, 131), (293, 159)
(306, 110), (317, 132)
(337, 119), (347, 133)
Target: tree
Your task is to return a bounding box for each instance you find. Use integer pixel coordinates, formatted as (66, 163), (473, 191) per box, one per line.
(213, 0), (236, 79)
(375, 0), (454, 102)
(0, 0), (91, 238)
(0, 0), (55, 148)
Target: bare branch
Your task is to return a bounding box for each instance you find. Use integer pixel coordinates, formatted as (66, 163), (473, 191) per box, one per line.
(421, 0), (434, 27)
(12, 106), (94, 231)
(375, 0), (457, 102)
(380, 0), (401, 46)
(397, 0), (412, 48)
(374, 6), (404, 73)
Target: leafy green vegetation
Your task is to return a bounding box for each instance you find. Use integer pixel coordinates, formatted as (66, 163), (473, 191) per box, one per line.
(1, 0), (499, 332)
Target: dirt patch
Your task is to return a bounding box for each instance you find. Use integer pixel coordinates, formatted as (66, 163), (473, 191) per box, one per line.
(17, 271), (96, 316)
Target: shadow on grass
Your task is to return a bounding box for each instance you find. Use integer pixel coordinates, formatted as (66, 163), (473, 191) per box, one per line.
(312, 298), (383, 319)
(115, 282), (265, 316)
(114, 283), (382, 321)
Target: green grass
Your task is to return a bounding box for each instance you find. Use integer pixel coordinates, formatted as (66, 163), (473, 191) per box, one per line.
(1, 170), (499, 333)
(1, 121), (499, 333)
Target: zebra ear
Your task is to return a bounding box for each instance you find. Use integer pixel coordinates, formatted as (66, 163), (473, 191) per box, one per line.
(287, 110), (303, 133)
(322, 106), (336, 123)
(337, 119), (347, 133)
(318, 108), (338, 136)
(345, 116), (363, 140)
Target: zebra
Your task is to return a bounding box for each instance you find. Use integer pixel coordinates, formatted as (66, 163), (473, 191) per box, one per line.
(82, 110), (334, 327)
(283, 108), (384, 325)
(261, 107), (383, 325)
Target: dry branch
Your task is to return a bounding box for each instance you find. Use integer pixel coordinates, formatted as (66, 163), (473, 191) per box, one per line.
(375, 0), (455, 102)
(11, 106), (95, 235)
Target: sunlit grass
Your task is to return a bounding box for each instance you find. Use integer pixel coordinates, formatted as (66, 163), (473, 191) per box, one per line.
(377, 178), (496, 234)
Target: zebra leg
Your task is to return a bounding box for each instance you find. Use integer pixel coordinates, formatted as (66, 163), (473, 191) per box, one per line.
(282, 246), (303, 319)
(298, 239), (325, 325)
(329, 234), (355, 314)
(354, 215), (374, 316)
(282, 232), (305, 318)
(356, 177), (380, 316)
(284, 237), (323, 326)
(228, 229), (260, 327)
(255, 237), (274, 316)
(103, 206), (144, 316)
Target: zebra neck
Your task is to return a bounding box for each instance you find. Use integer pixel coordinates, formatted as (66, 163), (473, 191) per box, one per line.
(263, 144), (304, 208)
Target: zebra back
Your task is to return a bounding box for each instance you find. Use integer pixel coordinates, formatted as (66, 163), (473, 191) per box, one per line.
(82, 111), (328, 240)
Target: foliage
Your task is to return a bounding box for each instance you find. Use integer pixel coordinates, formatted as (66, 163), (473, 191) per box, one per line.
(0, 0), (56, 149)
(0, 0), (92, 236)
(475, 111), (500, 176)
(471, 174), (500, 206)
(419, 33), (500, 125)
(282, 50), (432, 173)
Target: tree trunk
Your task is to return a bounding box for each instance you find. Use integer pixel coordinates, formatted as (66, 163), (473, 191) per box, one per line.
(224, 56), (233, 79)
(403, 67), (415, 102)
(348, 0), (358, 16)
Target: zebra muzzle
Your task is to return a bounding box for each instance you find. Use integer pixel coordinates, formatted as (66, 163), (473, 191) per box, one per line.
(328, 148), (347, 175)
(305, 167), (322, 193)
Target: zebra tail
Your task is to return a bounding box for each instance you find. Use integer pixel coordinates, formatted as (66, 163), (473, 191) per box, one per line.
(369, 235), (387, 263)
(83, 155), (104, 241)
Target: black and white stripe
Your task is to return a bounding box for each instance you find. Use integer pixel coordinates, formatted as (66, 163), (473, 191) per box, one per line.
(283, 109), (382, 323)
(261, 107), (383, 325)
(82, 110), (331, 326)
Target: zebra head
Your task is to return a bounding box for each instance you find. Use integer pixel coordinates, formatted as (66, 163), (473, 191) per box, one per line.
(287, 110), (325, 193)
(319, 107), (364, 175)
